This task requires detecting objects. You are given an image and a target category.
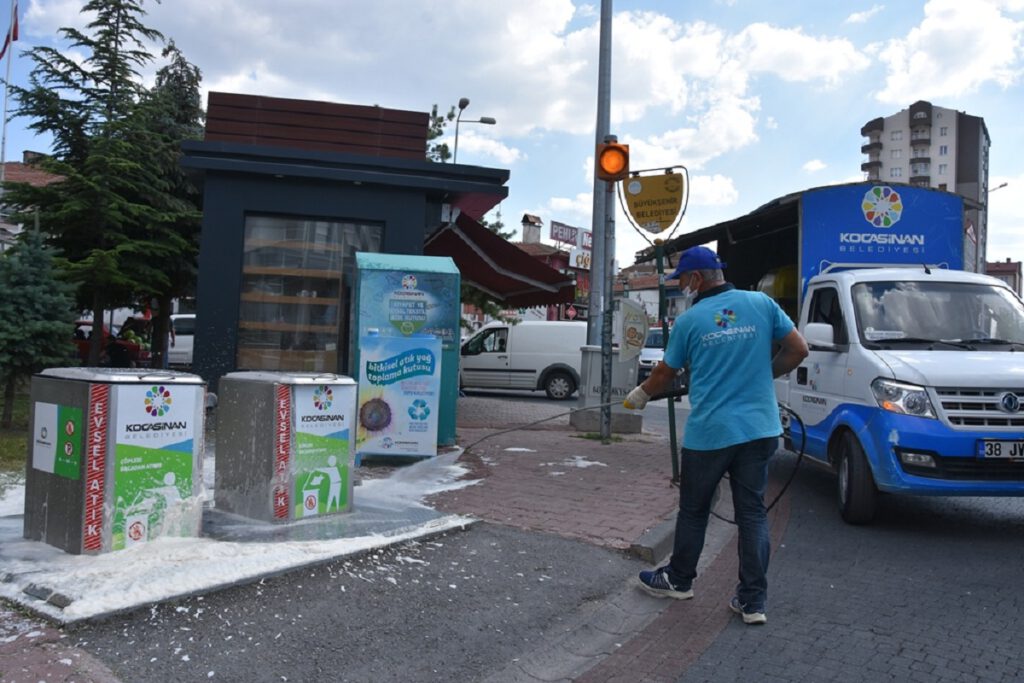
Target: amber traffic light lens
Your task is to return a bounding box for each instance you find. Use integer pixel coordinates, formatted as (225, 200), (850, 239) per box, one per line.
(596, 143), (629, 181)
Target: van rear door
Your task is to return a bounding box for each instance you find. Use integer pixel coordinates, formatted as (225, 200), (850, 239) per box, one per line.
(460, 326), (510, 388)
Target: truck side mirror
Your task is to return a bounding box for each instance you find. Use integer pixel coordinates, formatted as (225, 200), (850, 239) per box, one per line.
(804, 322), (838, 351)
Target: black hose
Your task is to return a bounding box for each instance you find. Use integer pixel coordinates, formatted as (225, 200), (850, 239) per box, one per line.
(707, 404), (806, 525)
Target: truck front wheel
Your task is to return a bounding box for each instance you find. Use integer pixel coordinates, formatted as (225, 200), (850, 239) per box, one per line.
(544, 371), (576, 400)
(836, 432), (877, 525)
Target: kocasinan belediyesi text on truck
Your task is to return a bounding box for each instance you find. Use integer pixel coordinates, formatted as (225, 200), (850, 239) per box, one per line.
(688, 182), (1024, 524)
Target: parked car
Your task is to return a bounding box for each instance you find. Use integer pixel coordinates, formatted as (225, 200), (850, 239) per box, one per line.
(168, 313), (196, 367)
(459, 320), (587, 399)
(637, 328), (688, 396)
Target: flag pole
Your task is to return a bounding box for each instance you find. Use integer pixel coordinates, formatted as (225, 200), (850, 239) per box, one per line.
(0, 0), (15, 185)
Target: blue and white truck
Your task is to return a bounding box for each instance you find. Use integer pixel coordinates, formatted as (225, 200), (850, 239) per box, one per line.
(657, 182), (1024, 523)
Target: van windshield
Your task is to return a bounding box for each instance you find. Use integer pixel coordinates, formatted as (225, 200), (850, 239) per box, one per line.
(852, 281), (1024, 345)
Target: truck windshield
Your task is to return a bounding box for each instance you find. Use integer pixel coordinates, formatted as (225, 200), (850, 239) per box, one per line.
(851, 281), (1024, 345)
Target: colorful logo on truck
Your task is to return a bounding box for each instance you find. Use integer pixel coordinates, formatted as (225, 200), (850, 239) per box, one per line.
(861, 186), (903, 228)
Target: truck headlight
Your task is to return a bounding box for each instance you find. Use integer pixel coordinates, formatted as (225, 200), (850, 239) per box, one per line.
(871, 379), (936, 419)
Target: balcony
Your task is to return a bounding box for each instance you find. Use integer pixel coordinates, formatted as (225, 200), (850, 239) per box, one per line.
(861, 160), (882, 172)
(910, 136), (931, 147)
(860, 117), (884, 136)
(910, 156), (931, 165)
(861, 141), (883, 153)
(910, 175), (931, 184)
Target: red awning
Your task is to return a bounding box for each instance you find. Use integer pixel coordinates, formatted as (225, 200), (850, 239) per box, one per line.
(424, 213), (577, 308)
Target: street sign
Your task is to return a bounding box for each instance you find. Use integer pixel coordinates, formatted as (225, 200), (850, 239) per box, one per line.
(617, 298), (649, 362)
(569, 247), (591, 271)
(624, 172), (685, 233)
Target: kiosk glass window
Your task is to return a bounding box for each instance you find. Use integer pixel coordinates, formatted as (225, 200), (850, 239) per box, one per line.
(238, 214), (382, 372)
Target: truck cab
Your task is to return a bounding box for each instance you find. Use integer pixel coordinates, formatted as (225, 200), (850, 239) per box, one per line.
(779, 267), (1024, 523)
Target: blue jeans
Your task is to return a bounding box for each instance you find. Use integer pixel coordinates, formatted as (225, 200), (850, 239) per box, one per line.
(667, 437), (776, 612)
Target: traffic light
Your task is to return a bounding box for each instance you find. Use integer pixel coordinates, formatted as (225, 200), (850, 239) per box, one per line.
(596, 141), (629, 182)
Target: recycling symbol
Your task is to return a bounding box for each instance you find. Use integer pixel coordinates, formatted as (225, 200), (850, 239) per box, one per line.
(408, 399), (430, 421)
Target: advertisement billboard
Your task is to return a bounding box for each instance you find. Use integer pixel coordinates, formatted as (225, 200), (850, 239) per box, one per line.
(800, 184), (964, 290)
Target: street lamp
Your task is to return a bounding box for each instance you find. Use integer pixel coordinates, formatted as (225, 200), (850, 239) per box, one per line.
(453, 97), (496, 163)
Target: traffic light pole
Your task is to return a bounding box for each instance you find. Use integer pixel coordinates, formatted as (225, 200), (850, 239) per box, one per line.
(589, 0), (614, 442)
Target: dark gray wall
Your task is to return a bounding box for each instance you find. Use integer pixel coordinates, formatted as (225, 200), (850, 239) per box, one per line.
(193, 172), (427, 389)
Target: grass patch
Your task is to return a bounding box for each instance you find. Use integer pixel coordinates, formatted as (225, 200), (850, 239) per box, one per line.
(0, 384), (29, 474)
(571, 432), (624, 443)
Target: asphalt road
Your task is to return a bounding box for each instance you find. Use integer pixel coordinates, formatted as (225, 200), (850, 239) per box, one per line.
(64, 524), (645, 683)
(11, 391), (1024, 682)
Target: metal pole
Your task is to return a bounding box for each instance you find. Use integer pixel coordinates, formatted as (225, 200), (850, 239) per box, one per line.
(0, 0), (15, 185)
(600, 168), (615, 441)
(656, 240), (679, 482)
(588, 0), (612, 347)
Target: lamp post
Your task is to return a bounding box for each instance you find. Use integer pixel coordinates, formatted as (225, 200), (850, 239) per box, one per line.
(453, 97), (496, 163)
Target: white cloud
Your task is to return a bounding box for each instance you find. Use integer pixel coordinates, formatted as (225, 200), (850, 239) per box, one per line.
(446, 131), (525, 166)
(729, 23), (871, 87)
(845, 5), (885, 24)
(803, 159), (827, 172)
(875, 0), (1024, 103)
(987, 174), (1024, 262)
(688, 174), (740, 206)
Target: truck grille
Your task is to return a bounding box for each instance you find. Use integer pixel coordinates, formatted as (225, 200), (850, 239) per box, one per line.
(935, 388), (1024, 430)
(900, 454), (1024, 481)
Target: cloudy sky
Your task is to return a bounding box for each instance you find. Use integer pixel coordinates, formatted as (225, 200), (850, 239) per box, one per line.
(6, 0), (1024, 267)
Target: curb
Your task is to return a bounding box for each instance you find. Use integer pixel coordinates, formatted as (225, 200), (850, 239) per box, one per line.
(629, 517), (676, 565)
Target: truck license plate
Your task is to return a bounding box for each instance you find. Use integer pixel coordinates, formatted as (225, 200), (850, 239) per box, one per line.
(977, 440), (1024, 458)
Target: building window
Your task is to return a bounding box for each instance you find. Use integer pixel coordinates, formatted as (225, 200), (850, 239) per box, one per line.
(891, 130), (903, 141)
(890, 167), (903, 178)
(938, 163), (948, 175)
(891, 149), (902, 159)
(238, 214), (383, 373)
(938, 145), (948, 155)
(938, 183), (947, 191)
(940, 126), (948, 136)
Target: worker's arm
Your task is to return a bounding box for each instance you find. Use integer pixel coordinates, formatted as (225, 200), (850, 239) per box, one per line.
(771, 328), (809, 378)
(624, 360), (682, 410)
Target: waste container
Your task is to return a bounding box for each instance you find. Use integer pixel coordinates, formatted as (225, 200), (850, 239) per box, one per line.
(215, 372), (357, 523)
(569, 345), (642, 434)
(23, 368), (206, 554)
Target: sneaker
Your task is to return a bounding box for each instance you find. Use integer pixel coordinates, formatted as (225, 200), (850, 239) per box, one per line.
(729, 596), (767, 625)
(637, 566), (693, 600)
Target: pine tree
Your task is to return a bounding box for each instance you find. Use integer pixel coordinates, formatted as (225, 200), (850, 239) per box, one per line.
(0, 229), (76, 428)
(426, 104), (455, 163)
(3, 0), (169, 365)
(133, 40), (204, 365)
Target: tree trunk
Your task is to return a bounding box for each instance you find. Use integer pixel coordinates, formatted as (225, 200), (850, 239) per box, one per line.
(151, 294), (173, 368)
(1, 374), (16, 430)
(88, 292), (106, 366)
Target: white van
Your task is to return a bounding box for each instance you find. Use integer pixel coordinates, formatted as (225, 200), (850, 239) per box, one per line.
(169, 313), (196, 367)
(459, 320), (587, 399)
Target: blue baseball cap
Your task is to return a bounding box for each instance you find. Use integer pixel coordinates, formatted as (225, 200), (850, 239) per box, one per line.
(669, 246), (726, 280)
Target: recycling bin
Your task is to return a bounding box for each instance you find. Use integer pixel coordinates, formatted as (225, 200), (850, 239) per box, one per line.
(23, 368), (206, 555)
(215, 372), (356, 523)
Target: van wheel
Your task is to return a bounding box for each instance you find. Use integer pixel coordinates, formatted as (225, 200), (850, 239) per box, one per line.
(836, 432), (877, 525)
(544, 371), (575, 400)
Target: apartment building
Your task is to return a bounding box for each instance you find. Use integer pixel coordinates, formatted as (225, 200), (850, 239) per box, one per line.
(861, 100), (990, 271)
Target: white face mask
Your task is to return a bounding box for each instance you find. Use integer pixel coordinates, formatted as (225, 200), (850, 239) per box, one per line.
(679, 273), (701, 301)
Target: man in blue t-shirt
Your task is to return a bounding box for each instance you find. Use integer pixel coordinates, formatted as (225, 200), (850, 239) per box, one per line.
(624, 245), (808, 625)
